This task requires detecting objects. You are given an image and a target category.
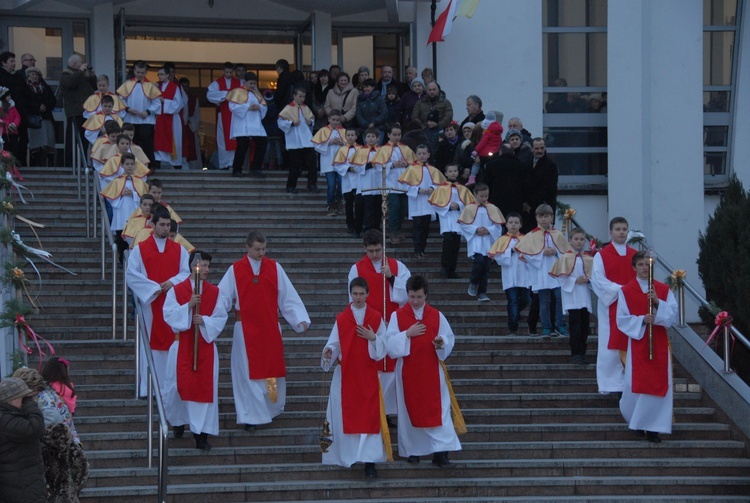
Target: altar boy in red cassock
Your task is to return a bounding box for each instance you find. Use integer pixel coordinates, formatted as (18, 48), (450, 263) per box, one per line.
(218, 231), (310, 430)
(321, 277), (388, 479)
(347, 229), (411, 417)
(126, 206), (190, 398)
(616, 250), (677, 444)
(154, 66), (184, 168)
(163, 251), (228, 450)
(386, 275), (461, 467)
(206, 62), (241, 170)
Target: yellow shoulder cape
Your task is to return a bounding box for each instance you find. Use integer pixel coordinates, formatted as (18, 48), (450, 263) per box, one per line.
(129, 145), (150, 165)
(458, 203), (505, 225)
(226, 87), (248, 104)
(163, 203), (182, 225)
(350, 145), (379, 166)
(332, 144), (359, 165)
(117, 79), (162, 100)
(549, 251), (594, 278)
(398, 163), (447, 186)
(130, 227), (152, 249)
(172, 233), (195, 253)
(488, 233), (524, 258)
(514, 228), (572, 256)
(90, 139), (112, 162)
(100, 176), (149, 201)
(82, 113), (123, 132)
(122, 212), (149, 239)
(312, 125), (345, 145)
(371, 143), (417, 166)
(278, 103), (314, 122)
(100, 154), (150, 178)
(429, 182), (475, 208)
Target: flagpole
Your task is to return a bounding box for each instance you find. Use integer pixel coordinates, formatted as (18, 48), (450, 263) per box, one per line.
(431, 0), (438, 79)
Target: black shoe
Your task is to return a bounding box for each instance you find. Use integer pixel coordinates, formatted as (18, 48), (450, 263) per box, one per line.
(286, 187), (298, 194)
(364, 462), (377, 478)
(440, 268), (449, 278)
(431, 451), (454, 468)
(571, 355), (587, 365)
(244, 424), (257, 432)
(407, 455), (420, 464)
(172, 425), (185, 438)
(307, 184), (319, 193)
(194, 432), (212, 450)
(447, 272), (459, 279)
(646, 431), (662, 443)
(633, 429), (646, 438)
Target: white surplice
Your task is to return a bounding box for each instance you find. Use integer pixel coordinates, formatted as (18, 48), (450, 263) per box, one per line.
(154, 81), (184, 166)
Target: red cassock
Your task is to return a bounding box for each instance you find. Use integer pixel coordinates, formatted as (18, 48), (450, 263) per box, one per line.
(356, 257), (400, 372)
(396, 303), (442, 428)
(599, 243), (637, 351)
(173, 278), (219, 403)
(234, 256), (285, 379)
(154, 80), (179, 156)
(215, 77), (240, 151)
(337, 305), (383, 434)
(621, 279), (670, 396)
(139, 236), (182, 351)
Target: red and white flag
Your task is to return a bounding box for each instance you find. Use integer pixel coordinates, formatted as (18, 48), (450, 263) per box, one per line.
(427, 0), (458, 45)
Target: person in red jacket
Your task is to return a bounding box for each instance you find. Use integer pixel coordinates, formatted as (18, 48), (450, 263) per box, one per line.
(468, 110), (503, 186)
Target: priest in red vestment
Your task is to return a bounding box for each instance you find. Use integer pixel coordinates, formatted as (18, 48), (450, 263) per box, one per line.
(385, 275), (461, 466)
(163, 251), (228, 449)
(126, 206), (190, 398)
(218, 231), (310, 430)
(154, 66), (183, 168)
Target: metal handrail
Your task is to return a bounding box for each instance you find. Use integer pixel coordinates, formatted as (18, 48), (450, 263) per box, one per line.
(561, 209), (748, 372)
(129, 268), (169, 503)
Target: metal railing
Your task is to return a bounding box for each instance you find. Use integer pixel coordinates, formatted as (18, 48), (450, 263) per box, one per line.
(561, 209), (749, 373)
(129, 269), (169, 503)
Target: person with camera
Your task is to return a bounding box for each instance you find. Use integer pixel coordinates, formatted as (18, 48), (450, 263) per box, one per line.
(60, 53), (97, 165)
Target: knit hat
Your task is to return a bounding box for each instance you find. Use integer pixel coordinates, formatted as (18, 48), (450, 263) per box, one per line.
(427, 110), (440, 123)
(462, 122), (475, 131)
(25, 66), (42, 78)
(506, 129), (522, 141)
(410, 77), (425, 90)
(0, 86), (9, 101)
(0, 377), (34, 403)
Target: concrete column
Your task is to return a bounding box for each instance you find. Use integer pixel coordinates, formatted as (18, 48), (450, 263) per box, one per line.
(91, 2), (115, 82)
(412, 0), (543, 136)
(312, 10), (332, 73)
(731, 1), (750, 187)
(608, 0), (705, 314)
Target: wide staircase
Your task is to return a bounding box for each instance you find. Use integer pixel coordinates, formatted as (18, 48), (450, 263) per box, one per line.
(14, 166), (750, 502)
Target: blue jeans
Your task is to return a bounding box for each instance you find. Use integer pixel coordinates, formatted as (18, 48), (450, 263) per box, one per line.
(325, 171), (342, 205)
(538, 287), (564, 331)
(505, 287), (531, 332)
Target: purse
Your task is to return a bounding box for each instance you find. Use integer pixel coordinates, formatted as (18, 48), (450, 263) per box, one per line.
(27, 114), (42, 129)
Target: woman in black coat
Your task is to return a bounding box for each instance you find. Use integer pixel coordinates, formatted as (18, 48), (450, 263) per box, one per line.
(0, 377), (47, 503)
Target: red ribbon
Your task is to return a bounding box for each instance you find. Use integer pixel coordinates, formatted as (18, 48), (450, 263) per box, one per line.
(15, 314), (55, 370)
(705, 310), (735, 355)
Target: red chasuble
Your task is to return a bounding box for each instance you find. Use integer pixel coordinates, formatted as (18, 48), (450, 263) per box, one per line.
(173, 278), (219, 403)
(215, 77), (240, 151)
(600, 244), (637, 351)
(139, 236), (183, 350)
(337, 305), (383, 434)
(154, 80), (179, 156)
(233, 257), (285, 379)
(396, 304), (442, 427)
(356, 257), (400, 372)
(621, 279), (670, 396)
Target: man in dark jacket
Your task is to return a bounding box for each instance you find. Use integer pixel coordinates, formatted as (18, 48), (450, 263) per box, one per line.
(60, 53), (97, 165)
(522, 138), (558, 233)
(274, 59), (295, 106)
(356, 79), (388, 143)
(460, 94), (485, 129)
(0, 377), (47, 503)
(376, 65), (403, 97)
(483, 143), (526, 218)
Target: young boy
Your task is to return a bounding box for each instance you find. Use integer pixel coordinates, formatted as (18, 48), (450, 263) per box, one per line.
(82, 94), (124, 146)
(227, 72), (267, 178)
(100, 153), (148, 239)
(384, 86), (400, 126)
(371, 123), (416, 241)
(385, 275), (462, 466)
(458, 183), (505, 302)
(312, 109), (345, 215)
(277, 86), (316, 193)
(398, 144), (447, 258)
(423, 111), (441, 162)
(616, 251), (677, 443)
(351, 127), (383, 232)
(90, 121), (123, 171)
(99, 134), (150, 183)
(147, 178), (182, 225)
(163, 251), (228, 450)
(121, 193), (155, 246)
(154, 66), (184, 169)
(120, 122), (150, 166)
(549, 227), (594, 363)
(83, 74), (126, 118)
(332, 127), (363, 236)
(429, 163), (475, 278)
(514, 204), (572, 337)
(591, 216), (637, 394)
(347, 229), (411, 417)
(321, 277), (387, 478)
(489, 212), (529, 335)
